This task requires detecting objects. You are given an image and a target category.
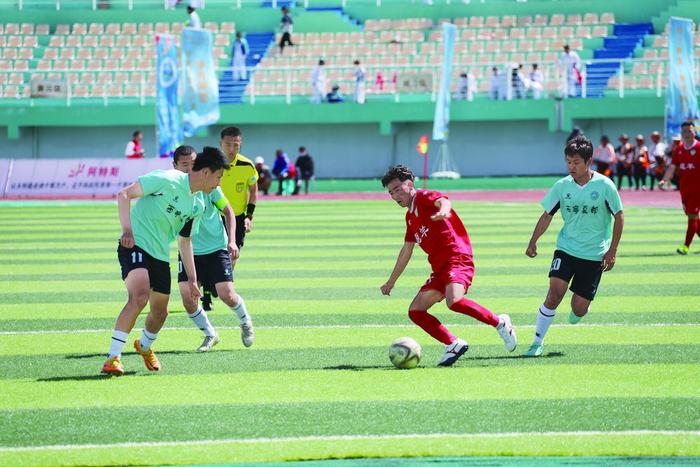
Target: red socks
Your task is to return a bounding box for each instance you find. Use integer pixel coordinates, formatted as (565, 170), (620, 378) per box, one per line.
(448, 297), (500, 327)
(408, 309), (455, 345)
(685, 218), (699, 247)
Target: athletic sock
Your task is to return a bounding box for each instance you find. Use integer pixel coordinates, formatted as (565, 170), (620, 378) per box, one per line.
(188, 307), (216, 337)
(534, 304), (556, 345)
(685, 218), (699, 247)
(231, 295), (250, 323)
(408, 309), (455, 345)
(108, 330), (129, 358)
(448, 297), (500, 327)
(138, 329), (158, 351)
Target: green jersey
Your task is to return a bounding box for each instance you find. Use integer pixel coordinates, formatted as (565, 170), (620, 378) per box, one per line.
(541, 171), (623, 261)
(131, 169), (205, 262)
(193, 187), (229, 255)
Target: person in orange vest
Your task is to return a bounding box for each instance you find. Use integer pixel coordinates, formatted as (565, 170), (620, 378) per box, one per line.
(632, 134), (649, 191)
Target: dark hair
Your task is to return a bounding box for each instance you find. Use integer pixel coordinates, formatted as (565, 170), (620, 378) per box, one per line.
(187, 6), (194, 13)
(532, 63), (538, 69)
(565, 135), (594, 161)
(299, 146), (306, 152)
(173, 145), (196, 164)
(681, 121), (695, 128)
(132, 130), (141, 138)
(319, 59), (325, 65)
(381, 165), (415, 187)
(220, 126), (242, 139)
(353, 60), (360, 65)
(600, 135), (609, 143)
(193, 146), (230, 172)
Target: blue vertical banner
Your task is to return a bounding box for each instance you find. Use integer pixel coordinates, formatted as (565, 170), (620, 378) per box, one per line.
(156, 34), (182, 158)
(432, 23), (456, 141)
(182, 28), (220, 137)
(666, 17), (699, 138)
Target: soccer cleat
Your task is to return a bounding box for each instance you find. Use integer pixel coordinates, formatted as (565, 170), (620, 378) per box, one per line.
(197, 334), (220, 352)
(201, 292), (214, 311)
(496, 314), (518, 352)
(569, 311), (583, 325)
(133, 340), (161, 371)
(437, 338), (469, 367)
(524, 343), (543, 357)
(677, 244), (689, 255)
(240, 319), (255, 347)
(101, 356), (125, 376)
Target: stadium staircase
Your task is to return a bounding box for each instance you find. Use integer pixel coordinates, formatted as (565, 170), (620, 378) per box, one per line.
(587, 22), (653, 97)
(218, 31), (274, 104)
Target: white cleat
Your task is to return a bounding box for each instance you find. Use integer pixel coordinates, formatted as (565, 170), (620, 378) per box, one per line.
(240, 320), (255, 347)
(437, 338), (469, 367)
(197, 335), (220, 353)
(497, 314), (517, 352)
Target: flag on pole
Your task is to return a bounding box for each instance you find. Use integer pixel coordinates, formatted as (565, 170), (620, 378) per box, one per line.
(416, 135), (429, 156)
(182, 28), (220, 137)
(432, 23), (456, 142)
(155, 34), (182, 158)
(666, 17), (699, 137)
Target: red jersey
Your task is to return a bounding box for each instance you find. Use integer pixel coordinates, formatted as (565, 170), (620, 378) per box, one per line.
(404, 190), (473, 270)
(672, 140), (700, 195)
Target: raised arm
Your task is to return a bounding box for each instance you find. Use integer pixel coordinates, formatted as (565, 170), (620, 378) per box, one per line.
(526, 211), (554, 258)
(380, 241), (415, 296)
(117, 181), (144, 248)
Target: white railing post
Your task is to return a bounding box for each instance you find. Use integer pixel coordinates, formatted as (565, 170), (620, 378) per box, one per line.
(431, 67), (437, 102)
(286, 69), (291, 104)
(506, 66), (512, 100)
(236, 0), (241, 8)
(304, 0), (308, 8)
(618, 62), (624, 98)
(56, 0), (60, 10)
(128, 0), (133, 10)
(66, 79), (72, 107)
(376, 0), (381, 6)
(250, 78), (255, 105)
(342, 0), (346, 7)
(92, 0), (96, 10)
(164, 0), (168, 10)
(18, 0), (22, 10)
(581, 64), (587, 98)
(272, 0), (277, 8)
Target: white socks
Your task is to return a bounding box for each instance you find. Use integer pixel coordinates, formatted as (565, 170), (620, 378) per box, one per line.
(108, 330), (129, 358)
(534, 304), (556, 345)
(138, 328), (158, 351)
(231, 295), (250, 323)
(188, 307), (216, 337)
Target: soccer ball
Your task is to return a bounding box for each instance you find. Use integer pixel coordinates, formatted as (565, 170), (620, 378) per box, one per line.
(389, 337), (422, 369)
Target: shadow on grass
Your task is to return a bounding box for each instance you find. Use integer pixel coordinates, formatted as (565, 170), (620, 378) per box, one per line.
(468, 351), (565, 361)
(322, 364), (390, 371)
(37, 371), (137, 382)
(65, 349), (238, 359)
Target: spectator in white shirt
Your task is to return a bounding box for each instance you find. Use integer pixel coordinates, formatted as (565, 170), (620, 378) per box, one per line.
(558, 44), (581, 97)
(187, 6), (202, 30)
(592, 135), (616, 178)
(529, 63), (544, 99)
(455, 71), (476, 101)
(310, 59), (326, 104)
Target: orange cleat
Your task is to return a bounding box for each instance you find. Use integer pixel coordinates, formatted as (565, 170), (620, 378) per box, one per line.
(101, 356), (125, 376)
(133, 340), (161, 371)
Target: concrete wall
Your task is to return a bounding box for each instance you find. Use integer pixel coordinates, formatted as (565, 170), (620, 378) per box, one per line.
(1, 116), (666, 177)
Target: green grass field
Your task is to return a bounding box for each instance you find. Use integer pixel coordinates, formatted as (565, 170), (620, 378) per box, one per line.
(0, 199), (699, 466)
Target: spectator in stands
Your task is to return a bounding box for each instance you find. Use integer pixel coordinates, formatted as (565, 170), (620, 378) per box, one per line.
(311, 60), (327, 104)
(488, 67), (504, 100)
(326, 84), (345, 103)
(455, 72), (476, 101)
(294, 146), (315, 195)
(592, 135), (616, 178)
(232, 32), (249, 81)
(512, 64), (526, 99)
(566, 126), (583, 143)
(354, 60), (366, 104)
(254, 156), (272, 196)
(186, 6), (202, 30)
(647, 131), (666, 191)
(559, 44), (581, 97)
(279, 6), (294, 53)
(272, 149), (291, 195)
(125, 130), (144, 159)
(376, 71), (385, 92)
(529, 64), (544, 100)
(666, 135), (682, 189)
(615, 134), (634, 190)
(632, 134), (649, 191)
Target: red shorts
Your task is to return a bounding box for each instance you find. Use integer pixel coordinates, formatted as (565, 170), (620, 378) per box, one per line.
(681, 192), (700, 216)
(420, 260), (475, 294)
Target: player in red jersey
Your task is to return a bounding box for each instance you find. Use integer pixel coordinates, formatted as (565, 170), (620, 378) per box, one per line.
(379, 165), (517, 367)
(660, 121), (700, 255)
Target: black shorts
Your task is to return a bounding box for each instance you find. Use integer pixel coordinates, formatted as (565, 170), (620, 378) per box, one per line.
(178, 250), (234, 289)
(548, 249), (603, 301)
(117, 243), (171, 295)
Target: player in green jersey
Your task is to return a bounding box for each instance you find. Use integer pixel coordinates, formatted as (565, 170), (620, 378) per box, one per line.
(524, 135), (624, 357)
(102, 147), (229, 376)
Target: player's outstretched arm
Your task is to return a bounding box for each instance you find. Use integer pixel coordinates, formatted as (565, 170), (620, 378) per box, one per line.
(526, 211), (553, 257)
(381, 241), (415, 296)
(117, 181), (144, 248)
(658, 164), (676, 190)
(430, 197), (452, 221)
(221, 204), (240, 260)
(603, 211), (624, 271)
(178, 235), (201, 301)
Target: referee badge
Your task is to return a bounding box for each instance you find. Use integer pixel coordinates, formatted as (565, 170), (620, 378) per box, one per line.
(236, 182), (245, 192)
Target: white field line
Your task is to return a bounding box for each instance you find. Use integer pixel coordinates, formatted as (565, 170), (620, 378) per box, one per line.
(1, 430), (699, 453)
(0, 322), (699, 336)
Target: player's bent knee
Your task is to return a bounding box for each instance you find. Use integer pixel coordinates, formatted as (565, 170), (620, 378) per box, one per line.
(128, 291), (150, 309)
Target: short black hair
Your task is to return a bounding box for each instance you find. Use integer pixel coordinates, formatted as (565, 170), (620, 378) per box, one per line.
(681, 121), (695, 128)
(381, 165), (415, 188)
(173, 145), (196, 164)
(220, 126), (242, 139)
(353, 60), (360, 65)
(299, 146), (306, 152)
(193, 146), (230, 172)
(187, 6), (194, 13)
(565, 135), (594, 161)
(132, 130), (141, 138)
(601, 135), (609, 143)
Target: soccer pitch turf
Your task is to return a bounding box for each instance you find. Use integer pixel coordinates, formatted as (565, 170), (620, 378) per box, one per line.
(0, 199), (698, 466)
